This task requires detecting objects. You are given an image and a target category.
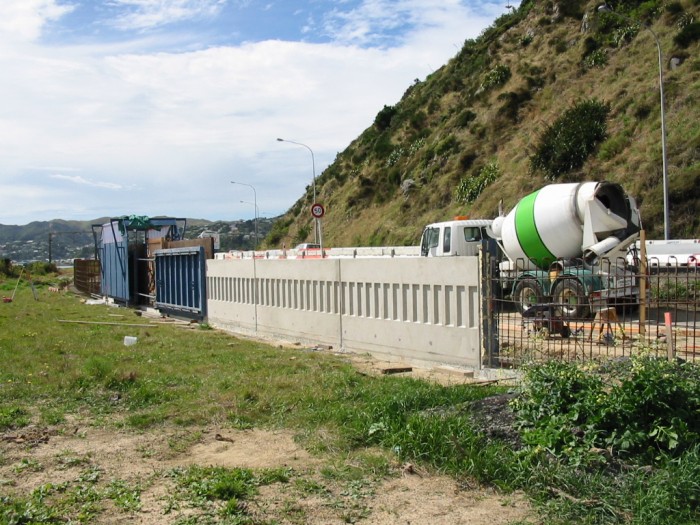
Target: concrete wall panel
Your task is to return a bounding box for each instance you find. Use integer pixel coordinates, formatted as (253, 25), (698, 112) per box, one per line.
(207, 256), (483, 369)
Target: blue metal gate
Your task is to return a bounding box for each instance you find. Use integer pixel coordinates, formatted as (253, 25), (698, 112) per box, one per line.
(154, 246), (207, 320)
(99, 221), (130, 302)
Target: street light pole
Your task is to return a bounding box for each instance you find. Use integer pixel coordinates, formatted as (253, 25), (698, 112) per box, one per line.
(277, 138), (320, 245)
(231, 181), (258, 249)
(240, 200), (260, 248)
(598, 4), (670, 239)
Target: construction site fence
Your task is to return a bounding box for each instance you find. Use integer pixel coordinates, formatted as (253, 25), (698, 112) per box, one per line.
(73, 259), (101, 296)
(488, 258), (699, 369)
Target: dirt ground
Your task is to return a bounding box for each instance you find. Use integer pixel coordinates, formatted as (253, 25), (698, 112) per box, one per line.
(0, 354), (533, 524)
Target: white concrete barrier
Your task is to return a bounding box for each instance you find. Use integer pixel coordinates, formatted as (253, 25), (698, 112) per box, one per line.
(206, 256), (483, 369)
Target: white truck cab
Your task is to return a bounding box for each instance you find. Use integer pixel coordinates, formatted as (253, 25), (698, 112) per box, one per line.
(420, 218), (495, 257)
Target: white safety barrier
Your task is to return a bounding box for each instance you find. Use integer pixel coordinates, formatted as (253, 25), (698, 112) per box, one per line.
(206, 256), (484, 369)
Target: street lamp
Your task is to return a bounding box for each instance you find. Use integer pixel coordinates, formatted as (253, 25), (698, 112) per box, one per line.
(598, 3), (670, 239)
(231, 181), (258, 249)
(276, 137), (321, 245)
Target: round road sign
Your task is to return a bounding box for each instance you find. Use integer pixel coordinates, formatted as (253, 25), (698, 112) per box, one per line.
(311, 203), (325, 218)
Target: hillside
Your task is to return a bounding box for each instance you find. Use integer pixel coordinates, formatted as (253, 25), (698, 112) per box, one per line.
(268, 0), (700, 249)
(0, 218), (274, 263)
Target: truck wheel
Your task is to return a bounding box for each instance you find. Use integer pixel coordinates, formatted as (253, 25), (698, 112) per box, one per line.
(513, 278), (543, 315)
(553, 279), (590, 319)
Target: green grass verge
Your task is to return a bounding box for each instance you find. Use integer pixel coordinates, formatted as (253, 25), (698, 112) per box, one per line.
(1, 278), (699, 524)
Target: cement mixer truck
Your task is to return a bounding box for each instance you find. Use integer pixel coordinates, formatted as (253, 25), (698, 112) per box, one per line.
(492, 181), (641, 318)
(419, 182), (641, 318)
(222, 181), (639, 319)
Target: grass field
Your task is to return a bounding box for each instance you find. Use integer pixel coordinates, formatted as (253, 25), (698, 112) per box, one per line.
(1, 275), (700, 524)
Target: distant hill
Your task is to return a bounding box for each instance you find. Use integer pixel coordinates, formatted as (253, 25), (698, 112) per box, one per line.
(0, 217), (275, 263)
(268, 0), (700, 248)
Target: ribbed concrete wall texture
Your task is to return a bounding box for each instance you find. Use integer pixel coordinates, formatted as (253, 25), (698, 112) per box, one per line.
(206, 256), (483, 369)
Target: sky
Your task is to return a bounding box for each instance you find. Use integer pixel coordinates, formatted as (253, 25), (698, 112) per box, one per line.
(0, 0), (514, 225)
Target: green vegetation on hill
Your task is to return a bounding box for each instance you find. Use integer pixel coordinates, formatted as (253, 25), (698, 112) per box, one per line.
(271, 0), (700, 248)
(0, 217), (275, 262)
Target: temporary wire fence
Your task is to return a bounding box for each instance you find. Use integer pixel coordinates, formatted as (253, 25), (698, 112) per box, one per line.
(489, 257), (699, 368)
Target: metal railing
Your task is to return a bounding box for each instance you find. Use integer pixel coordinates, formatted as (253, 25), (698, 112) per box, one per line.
(486, 257), (699, 368)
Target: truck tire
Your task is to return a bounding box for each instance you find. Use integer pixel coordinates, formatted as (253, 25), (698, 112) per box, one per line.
(553, 279), (590, 319)
(513, 278), (543, 315)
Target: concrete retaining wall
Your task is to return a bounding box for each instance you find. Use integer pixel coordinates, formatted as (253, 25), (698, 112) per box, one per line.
(206, 256), (483, 369)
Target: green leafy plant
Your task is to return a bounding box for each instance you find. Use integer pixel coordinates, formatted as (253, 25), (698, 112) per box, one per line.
(530, 99), (610, 180)
(0, 406), (30, 430)
(512, 355), (700, 465)
(455, 109), (477, 128)
(386, 147), (405, 167)
(294, 224), (312, 244)
(165, 465), (290, 521)
(434, 135), (458, 157)
(613, 22), (640, 47)
(105, 479), (142, 512)
(481, 64), (511, 91)
(651, 281), (694, 301)
(374, 104), (397, 131)
(455, 162), (501, 204)
(675, 21), (700, 48)
(583, 48), (608, 69)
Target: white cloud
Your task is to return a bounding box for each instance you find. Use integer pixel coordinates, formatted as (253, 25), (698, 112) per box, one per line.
(50, 174), (124, 190)
(0, 0), (513, 226)
(319, 0), (503, 47)
(0, 0), (74, 42)
(108, 0), (226, 30)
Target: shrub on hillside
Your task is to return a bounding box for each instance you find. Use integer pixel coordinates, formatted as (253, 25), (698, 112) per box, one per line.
(583, 48), (608, 68)
(675, 21), (700, 48)
(455, 108), (477, 128)
(293, 224), (312, 245)
(455, 162), (500, 204)
(530, 98), (610, 180)
(266, 217), (292, 246)
(496, 89), (532, 122)
(374, 105), (397, 131)
(480, 64), (511, 91)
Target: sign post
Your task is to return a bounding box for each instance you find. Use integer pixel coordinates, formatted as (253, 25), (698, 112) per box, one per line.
(311, 203), (325, 253)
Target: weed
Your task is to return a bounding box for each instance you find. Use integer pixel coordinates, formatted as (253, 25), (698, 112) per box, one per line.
(167, 430), (203, 454)
(0, 406), (30, 430)
(12, 458), (43, 474)
(511, 356), (700, 523)
(514, 356), (700, 463)
(105, 478), (142, 512)
(56, 451), (92, 470)
(164, 465), (288, 523)
(3, 291), (700, 523)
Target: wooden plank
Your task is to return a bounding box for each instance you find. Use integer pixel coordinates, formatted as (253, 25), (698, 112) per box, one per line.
(58, 320), (156, 328)
(381, 366), (413, 375)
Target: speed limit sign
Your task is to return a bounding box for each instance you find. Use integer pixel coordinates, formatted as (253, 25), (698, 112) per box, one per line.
(311, 203), (325, 218)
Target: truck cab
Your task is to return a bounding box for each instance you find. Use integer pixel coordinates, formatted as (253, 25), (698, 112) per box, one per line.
(420, 219), (494, 257)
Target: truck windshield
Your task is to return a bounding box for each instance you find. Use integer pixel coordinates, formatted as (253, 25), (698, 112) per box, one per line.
(421, 227), (440, 256)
